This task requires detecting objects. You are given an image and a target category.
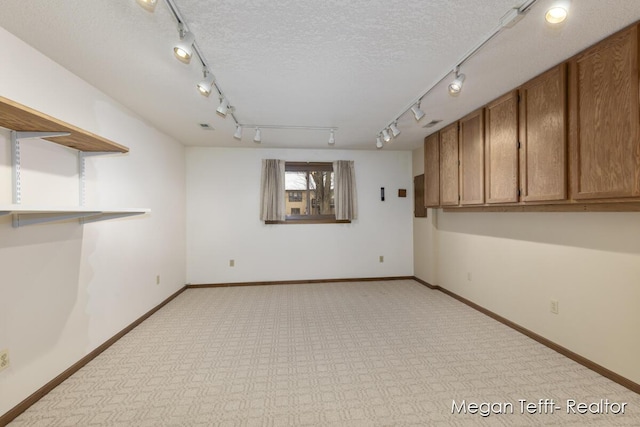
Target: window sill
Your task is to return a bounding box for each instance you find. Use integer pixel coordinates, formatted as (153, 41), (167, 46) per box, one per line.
(265, 218), (351, 224)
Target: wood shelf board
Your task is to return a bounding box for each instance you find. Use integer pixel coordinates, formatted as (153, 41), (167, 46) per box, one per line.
(0, 96), (129, 153)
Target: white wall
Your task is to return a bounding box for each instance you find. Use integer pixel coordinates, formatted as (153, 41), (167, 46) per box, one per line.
(412, 148), (640, 385)
(0, 27), (186, 416)
(187, 147), (413, 283)
(412, 144), (437, 284)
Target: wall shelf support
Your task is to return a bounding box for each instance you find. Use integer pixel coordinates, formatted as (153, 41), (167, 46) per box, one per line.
(10, 130), (71, 205)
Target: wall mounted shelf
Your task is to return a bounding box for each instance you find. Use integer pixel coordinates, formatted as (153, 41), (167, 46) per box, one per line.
(0, 96), (128, 153)
(0, 205), (150, 228)
(0, 96), (150, 227)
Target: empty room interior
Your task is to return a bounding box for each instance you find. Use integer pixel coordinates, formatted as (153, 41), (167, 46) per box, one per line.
(1, 0), (640, 425)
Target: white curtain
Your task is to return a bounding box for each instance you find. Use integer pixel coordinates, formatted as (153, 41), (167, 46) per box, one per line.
(260, 159), (286, 221)
(333, 160), (358, 220)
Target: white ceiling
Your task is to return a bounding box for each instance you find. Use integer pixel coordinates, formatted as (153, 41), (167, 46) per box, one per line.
(1, 0), (639, 151)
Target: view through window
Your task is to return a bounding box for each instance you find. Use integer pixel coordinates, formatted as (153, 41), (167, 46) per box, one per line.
(285, 162), (335, 221)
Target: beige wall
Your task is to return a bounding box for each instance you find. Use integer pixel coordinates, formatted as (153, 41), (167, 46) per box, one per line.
(412, 146), (640, 385)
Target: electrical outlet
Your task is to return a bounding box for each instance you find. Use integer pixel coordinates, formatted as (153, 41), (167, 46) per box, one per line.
(379, 255), (384, 263)
(229, 259), (235, 267)
(467, 272), (472, 281)
(0, 349), (9, 372)
(156, 275), (160, 285)
(550, 299), (559, 314)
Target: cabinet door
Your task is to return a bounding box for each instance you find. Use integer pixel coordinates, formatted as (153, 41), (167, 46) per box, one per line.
(460, 109), (484, 205)
(569, 24), (640, 200)
(520, 64), (567, 202)
(424, 133), (440, 207)
(439, 123), (460, 206)
(485, 91), (519, 204)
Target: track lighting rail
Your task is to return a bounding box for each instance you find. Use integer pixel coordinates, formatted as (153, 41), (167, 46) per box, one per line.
(375, 0), (539, 148)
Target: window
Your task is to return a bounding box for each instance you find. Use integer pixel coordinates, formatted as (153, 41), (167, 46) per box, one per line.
(288, 191), (303, 202)
(278, 162), (345, 224)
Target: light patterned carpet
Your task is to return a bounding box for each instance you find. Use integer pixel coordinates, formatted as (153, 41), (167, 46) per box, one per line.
(9, 280), (640, 426)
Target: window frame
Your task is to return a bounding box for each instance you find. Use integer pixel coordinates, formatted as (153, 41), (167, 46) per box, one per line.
(266, 162), (350, 224)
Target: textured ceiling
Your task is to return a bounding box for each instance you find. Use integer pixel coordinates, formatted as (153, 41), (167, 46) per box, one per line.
(1, 0), (639, 150)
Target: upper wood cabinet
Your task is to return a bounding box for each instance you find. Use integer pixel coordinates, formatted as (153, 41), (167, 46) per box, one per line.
(485, 91), (519, 204)
(424, 133), (440, 207)
(519, 64), (567, 202)
(439, 123), (460, 206)
(569, 24), (640, 200)
(459, 109), (485, 205)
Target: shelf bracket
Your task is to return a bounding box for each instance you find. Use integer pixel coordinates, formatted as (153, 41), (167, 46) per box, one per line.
(78, 151), (119, 206)
(10, 131), (71, 205)
(80, 211), (146, 224)
(12, 211), (100, 228)
(11, 132), (21, 204)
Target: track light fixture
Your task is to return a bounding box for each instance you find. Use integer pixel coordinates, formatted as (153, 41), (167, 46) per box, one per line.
(234, 125), (243, 140)
(376, 136), (383, 149)
(135, 0), (157, 12)
(411, 102), (425, 121)
(328, 130), (336, 145)
(448, 69), (466, 96)
(216, 98), (229, 117)
(382, 129), (391, 143)
(390, 122), (401, 138)
(197, 69), (215, 97)
(174, 27), (195, 64)
(373, 2), (536, 149)
(253, 128), (262, 143)
(545, 0), (570, 24)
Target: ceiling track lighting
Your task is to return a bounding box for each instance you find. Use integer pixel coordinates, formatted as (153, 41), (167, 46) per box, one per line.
(545, 0), (571, 24)
(328, 130), (336, 145)
(136, 0), (342, 146)
(135, 0), (157, 12)
(237, 124), (338, 145)
(390, 122), (401, 138)
(174, 27), (195, 64)
(411, 102), (425, 122)
(373, 0), (539, 149)
(376, 136), (383, 149)
(216, 97), (229, 117)
(382, 129), (391, 143)
(448, 69), (466, 96)
(197, 69), (215, 97)
(234, 125), (243, 140)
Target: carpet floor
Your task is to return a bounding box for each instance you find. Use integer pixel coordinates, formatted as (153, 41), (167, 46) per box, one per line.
(9, 280), (640, 426)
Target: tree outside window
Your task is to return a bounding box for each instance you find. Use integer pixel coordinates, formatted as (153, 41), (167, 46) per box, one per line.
(284, 162), (335, 222)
